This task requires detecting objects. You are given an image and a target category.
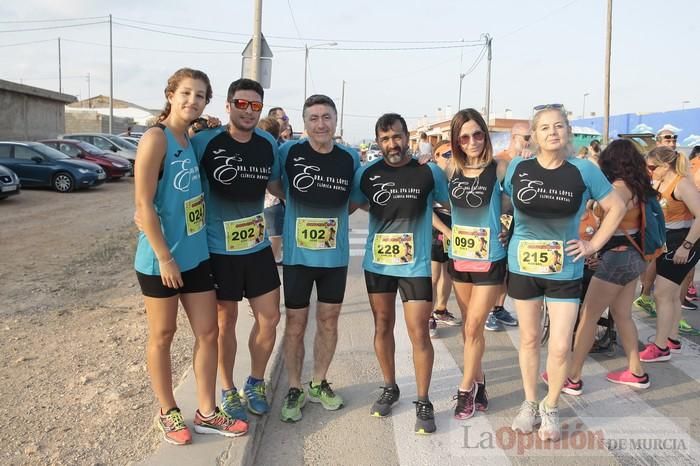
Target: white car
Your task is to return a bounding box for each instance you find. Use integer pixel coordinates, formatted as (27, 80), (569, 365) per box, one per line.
(366, 143), (382, 163)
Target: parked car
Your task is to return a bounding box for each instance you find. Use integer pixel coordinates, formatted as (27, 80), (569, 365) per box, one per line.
(60, 133), (137, 162)
(121, 136), (140, 146)
(0, 142), (105, 192)
(40, 139), (131, 180)
(118, 131), (144, 140)
(0, 164), (20, 200)
(366, 143), (382, 162)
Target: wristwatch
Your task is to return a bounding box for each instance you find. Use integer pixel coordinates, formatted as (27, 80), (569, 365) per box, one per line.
(682, 240), (694, 250)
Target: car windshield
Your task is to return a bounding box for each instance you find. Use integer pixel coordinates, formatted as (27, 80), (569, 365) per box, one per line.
(369, 144), (379, 151)
(31, 144), (71, 160)
(105, 135), (137, 150)
(76, 141), (106, 155)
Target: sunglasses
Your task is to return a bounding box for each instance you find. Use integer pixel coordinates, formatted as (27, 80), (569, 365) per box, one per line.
(278, 115), (289, 122)
(436, 150), (452, 159)
(533, 103), (564, 111)
(646, 164), (658, 172)
(459, 131), (486, 145)
(518, 134), (532, 142)
(231, 98), (263, 112)
(659, 134), (678, 141)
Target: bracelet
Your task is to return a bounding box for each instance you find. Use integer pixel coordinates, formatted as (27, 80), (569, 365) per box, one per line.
(159, 257), (175, 265)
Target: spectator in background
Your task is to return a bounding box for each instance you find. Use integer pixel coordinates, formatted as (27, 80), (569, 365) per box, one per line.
(280, 125), (293, 142)
(269, 107), (290, 144)
(495, 122), (531, 163)
(577, 146), (589, 159)
(417, 132), (433, 164)
(257, 117), (285, 264)
(588, 140), (601, 166)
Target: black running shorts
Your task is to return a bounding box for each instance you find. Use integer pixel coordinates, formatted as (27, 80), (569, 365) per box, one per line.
(507, 271), (582, 302)
(136, 259), (215, 298)
(447, 258), (507, 285)
(210, 247), (280, 301)
(283, 264), (348, 309)
(364, 270), (432, 302)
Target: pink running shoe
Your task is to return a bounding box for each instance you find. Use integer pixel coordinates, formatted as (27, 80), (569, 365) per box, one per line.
(639, 343), (671, 362)
(606, 370), (650, 389)
(541, 371), (583, 396)
(667, 338), (682, 354)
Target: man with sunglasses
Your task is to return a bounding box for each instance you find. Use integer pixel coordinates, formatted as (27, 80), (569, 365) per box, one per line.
(193, 78), (284, 423)
(278, 94), (361, 423)
(352, 113), (449, 434)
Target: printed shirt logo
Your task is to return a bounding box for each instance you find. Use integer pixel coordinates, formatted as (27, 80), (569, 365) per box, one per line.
(451, 178), (487, 208)
(372, 182), (395, 206)
(172, 159), (200, 192)
(516, 177), (545, 205)
(212, 154), (244, 185)
(292, 163), (321, 192)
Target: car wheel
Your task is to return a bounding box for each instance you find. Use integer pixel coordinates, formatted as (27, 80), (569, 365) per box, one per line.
(53, 172), (74, 193)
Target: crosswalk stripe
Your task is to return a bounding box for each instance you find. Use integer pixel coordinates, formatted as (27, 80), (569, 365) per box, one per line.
(502, 299), (700, 464)
(391, 296), (511, 465)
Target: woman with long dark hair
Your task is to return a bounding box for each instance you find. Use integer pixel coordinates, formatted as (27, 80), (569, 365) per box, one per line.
(432, 108), (509, 420)
(567, 139), (654, 392)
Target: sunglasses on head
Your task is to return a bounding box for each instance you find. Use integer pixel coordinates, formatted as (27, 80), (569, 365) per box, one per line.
(459, 131), (485, 145)
(533, 103), (564, 111)
(659, 134), (678, 141)
(231, 98), (263, 112)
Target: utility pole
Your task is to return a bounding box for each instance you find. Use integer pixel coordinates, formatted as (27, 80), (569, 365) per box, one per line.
(304, 45), (309, 100)
(582, 92), (590, 119)
(86, 73), (91, 107)
(483, 34), (493, 126)
(251, 0), (263, 81)
(109, 13), (114, 134)
(57, 37), (62, 93)
(458, 73), (466, 110)
(340, 80), (346, 139)
(603, 0), (612, 145)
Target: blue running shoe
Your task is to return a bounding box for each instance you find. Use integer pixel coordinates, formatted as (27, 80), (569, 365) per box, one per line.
(244, 379), (270, 415)
(221, 388), (248, 422)
(492, 306), (518, 326)
(484, 312), (504, 332)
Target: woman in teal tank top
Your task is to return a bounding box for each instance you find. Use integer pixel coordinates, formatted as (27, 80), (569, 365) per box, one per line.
(134, 68), (246, 444)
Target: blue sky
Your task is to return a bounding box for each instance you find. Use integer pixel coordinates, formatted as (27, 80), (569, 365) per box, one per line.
(1, 0), (698, 143)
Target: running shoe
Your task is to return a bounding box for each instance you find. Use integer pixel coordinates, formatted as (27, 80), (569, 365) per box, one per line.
(280, 387), (306, 423)
(492, 306), (519, 326)
(433, 309), (461, 326)
(687, 284), (697, 301)
(475, 378), (488, 412)
(679, 319), (700, 335)
(156, 407), (192, 445)
(484, 312), (504, 332)
(193, 407), (248, 437)
(511, 400), (540, 434)
(429, 317), (438, 338)
(221, 388), (248, 422)
(681, 299), (697, 311)
(541, 371), (583, 396)
(308, 380), (343, 410)
(243, 379), (269, 415)
(414, 400), (436, 435)
(606, 370), (650, 389)
(639, 343), (671, 362)
(453, 383), (477, 420)
(633, 295), (656, 317)
(538, 400), (561, 442)
(667, 338), (682, 353)
(370, 385), (400, 417)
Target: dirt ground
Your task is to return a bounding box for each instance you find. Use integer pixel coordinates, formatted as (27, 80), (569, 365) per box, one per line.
(0, 179), (195, 465)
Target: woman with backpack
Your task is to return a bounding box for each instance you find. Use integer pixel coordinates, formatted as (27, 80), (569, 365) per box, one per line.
(640, 146), (700, 361)
(566, 140), (655, 393)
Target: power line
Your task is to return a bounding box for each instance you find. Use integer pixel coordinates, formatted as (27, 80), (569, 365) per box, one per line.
(61, 37), (240, 55)
(0, 38), (56, 48)
(0, 16), (107, 24)
(114, 16), (483, 45)
(0, 21), (107, 33)
(331, 43), (484, 51)
(500, 0), (581, 40)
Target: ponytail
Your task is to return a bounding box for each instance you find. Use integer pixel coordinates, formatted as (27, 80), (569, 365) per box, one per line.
(675, 151), (688, 176)
(157, 103), (171, 123)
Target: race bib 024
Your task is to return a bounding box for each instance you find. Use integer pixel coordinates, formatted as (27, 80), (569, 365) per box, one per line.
(372, 233), (414, 266)
(223, 213), (266, 252)
(184, 193), (205, 236)
(451, 225), (490, 260)
(517, 240), (564, 274)
(296, 217), (338, 250)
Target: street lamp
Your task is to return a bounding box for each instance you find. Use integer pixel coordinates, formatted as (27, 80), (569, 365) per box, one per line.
(682, 100), (690, 110)
(304, 42), (337, 100)
(582, 92), (590, 119)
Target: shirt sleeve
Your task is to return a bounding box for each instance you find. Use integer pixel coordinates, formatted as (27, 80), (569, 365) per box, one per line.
(350, 164), (368, 205)
(191, 128), (218, 164)
(502, 156), (521, 196)
(429, 163), (449, 205)
(256, 128), (281, 181)
(278, 140), (293, 193)
(579, 159), (613, 201)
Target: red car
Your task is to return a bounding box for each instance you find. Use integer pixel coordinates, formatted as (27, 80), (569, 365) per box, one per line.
(40, 139), (132, 179)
